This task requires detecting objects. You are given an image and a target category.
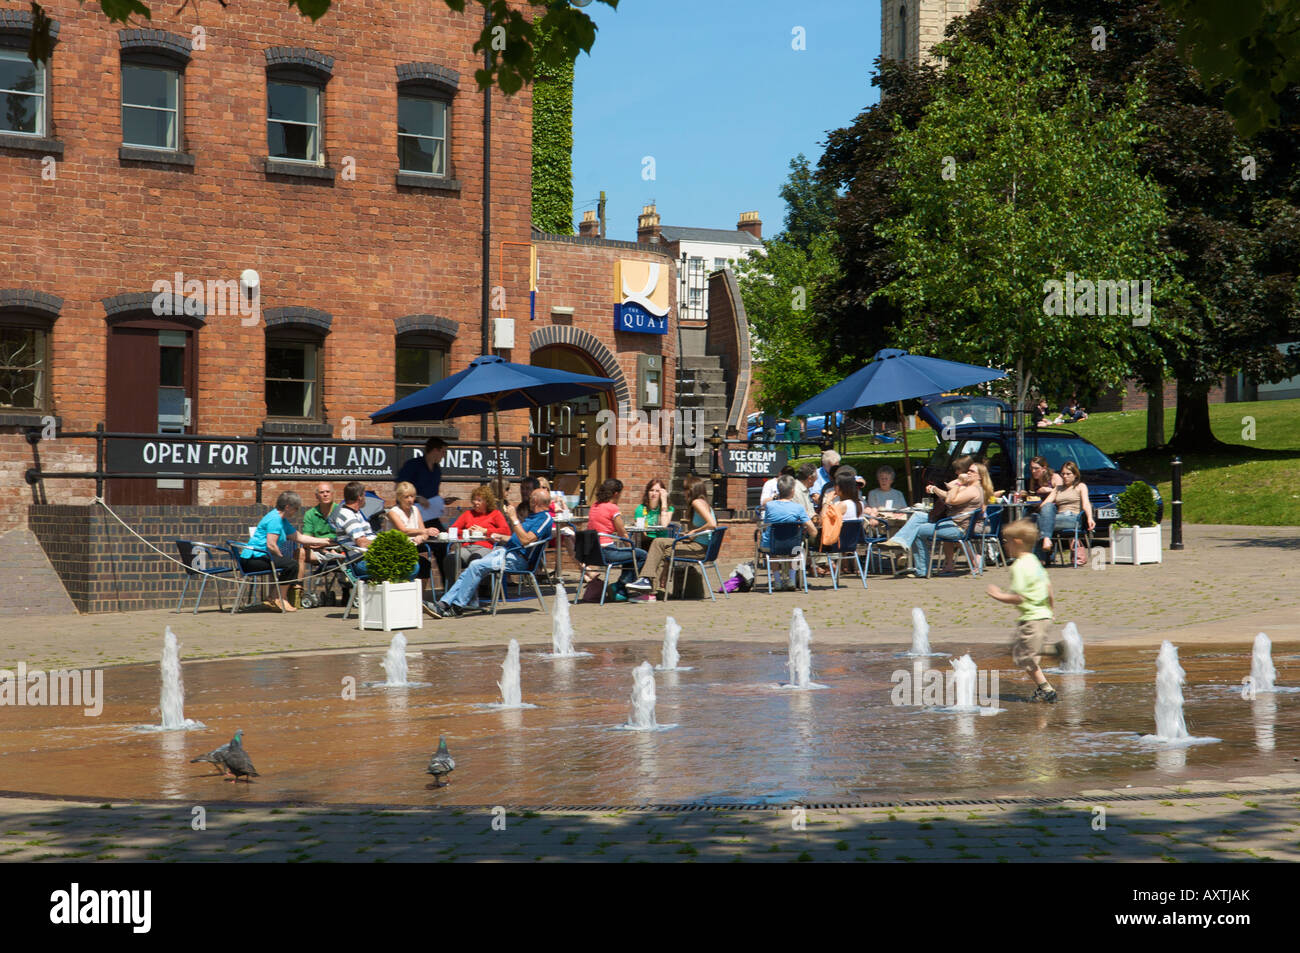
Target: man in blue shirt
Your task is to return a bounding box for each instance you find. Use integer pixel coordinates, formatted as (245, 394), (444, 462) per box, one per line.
(761, 475), (817, 590)
(810, 449), (840, 506)
(431, 487), (554, 616)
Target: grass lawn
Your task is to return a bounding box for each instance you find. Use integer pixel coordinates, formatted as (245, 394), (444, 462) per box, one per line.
(784, 398), (1300, 527)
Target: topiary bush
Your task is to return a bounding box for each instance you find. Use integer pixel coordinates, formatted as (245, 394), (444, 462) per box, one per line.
(1115, 480), (1158, 528)
(363, 530), (418, 584)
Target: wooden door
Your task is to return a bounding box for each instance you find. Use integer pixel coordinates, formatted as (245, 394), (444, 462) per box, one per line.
(106, 326), (197, 505)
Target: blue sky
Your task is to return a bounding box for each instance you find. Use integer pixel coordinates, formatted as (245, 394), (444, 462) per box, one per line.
(571, 0), (883, 242)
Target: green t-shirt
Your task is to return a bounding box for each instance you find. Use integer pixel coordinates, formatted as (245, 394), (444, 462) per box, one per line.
(1008, 553), (1052, 621)
(302, 502), (338, 542)
(634, 503), (675, 538)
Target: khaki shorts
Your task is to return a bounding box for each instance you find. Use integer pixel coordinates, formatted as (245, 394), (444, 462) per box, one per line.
(1011, 618), (1051, 672)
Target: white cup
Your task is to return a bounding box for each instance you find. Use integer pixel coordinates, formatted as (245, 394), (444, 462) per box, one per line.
(448, 527), (459, 540)
(883, 501), (893, 511)
(636, 517), (646, 528)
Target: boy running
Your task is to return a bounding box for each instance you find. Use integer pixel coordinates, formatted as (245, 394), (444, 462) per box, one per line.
(987, 519), (1058, 703)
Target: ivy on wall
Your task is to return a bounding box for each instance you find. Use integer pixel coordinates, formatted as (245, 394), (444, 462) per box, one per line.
(532, 51), (575, 235)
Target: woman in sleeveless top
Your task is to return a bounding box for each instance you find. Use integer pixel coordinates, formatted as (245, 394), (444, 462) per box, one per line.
(1050, 461), (1095, 552)
(627, 476), (717, 600)
(909, 466), (983, 577)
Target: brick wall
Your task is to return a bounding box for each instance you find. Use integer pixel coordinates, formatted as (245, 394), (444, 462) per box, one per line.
(1, 0), (533, 531)
(28, 503), (268, 613)
(531, 235), (679, 497)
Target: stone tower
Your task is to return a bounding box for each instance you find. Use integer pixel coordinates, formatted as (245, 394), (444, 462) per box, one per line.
(882, 0), (981, 66)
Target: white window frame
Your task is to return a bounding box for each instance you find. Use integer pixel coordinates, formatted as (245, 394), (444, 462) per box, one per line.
(397, 93), (449, 177)
(267, 80), (323, 165)
(121, 63), (181, 151)
(0, 47), (46, 137)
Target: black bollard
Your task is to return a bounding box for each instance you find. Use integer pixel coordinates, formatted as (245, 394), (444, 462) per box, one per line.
(709, 427), (725, 513)
(1169, 456), (1183, 550)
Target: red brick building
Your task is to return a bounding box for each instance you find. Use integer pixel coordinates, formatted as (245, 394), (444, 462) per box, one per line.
(1, 0), (535, 536)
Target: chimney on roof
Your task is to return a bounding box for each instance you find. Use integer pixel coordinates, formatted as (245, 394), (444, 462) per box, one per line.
(579, 210), (600, 238)
(637, 203), (661, 244)
(737, 210), (762, 240)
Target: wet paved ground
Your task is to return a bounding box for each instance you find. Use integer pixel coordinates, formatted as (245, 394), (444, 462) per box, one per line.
(3, 773), (1298, 862)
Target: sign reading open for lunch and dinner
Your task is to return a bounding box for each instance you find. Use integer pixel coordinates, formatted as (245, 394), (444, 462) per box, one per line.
(720, 447), (784, 477)
(614, 259), (670, 335)
(104, 437), (523, 481)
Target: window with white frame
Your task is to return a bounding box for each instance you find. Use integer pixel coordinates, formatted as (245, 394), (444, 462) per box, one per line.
(0, 47), (46, 136)
(398, 94), (448, 176)
(268, 81), (321, 163)
(122, 64), (180, 150)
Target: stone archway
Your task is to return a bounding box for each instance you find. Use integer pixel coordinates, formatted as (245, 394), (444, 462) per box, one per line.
(529, 326), (631, 407)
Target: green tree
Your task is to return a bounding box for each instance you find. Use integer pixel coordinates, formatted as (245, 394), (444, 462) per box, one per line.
(876, 8), (1183, 483)
(1158, 0), (1300, 137)
(28, 0), (618, 95)
(777, 153), (838, 253)
(734, 234), (843, 415)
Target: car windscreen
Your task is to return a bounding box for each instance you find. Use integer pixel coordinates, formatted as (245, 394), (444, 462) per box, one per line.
(1032, 435), (1118, 472)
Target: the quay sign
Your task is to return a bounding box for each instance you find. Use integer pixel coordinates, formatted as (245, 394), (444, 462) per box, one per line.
(614, 259), (670, 335)
(105, 438), (523, 481)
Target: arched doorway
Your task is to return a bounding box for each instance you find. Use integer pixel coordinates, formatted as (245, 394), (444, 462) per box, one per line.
(530, 345), (611, 503)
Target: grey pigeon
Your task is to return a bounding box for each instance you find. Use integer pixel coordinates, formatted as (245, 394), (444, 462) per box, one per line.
(220, 732), (259, 783)
(190, 729), (242, 777)
(426, 735), (454, 787)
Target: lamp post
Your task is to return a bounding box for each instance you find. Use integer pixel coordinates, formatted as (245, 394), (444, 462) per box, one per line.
(577, 419), (589, 507)
(709, 426), (724, 513)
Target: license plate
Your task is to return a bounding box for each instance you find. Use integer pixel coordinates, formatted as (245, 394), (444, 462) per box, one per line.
(1097, 507), (1117, 520)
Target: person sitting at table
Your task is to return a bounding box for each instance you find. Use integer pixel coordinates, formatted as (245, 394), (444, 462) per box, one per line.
(908, 466), (984, 577)
(821, 467), (867, 575)
(627, 476), (718, 600)
(516, 476), (541, 517)
(586, 478), (647, 600)
(811, 450), (840, 506)
(241, 491), (333, 612)
(388, 480), (441, 601)
(867, 466), (908, 513)
(794, 462), (818, 519)
(430, 488), (554, 616)
(443, 484), (509, 584)
(635, 478), (675, 538)
(760, 466), (797, 508)
(759, 474), (817, 590)
(1028, 456), (1064, 564)
(875, 455), (974, 568)
(1048, 460), (1095, 562)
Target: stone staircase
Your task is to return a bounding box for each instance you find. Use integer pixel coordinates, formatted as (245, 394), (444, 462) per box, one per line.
(671, 355), (730, 500)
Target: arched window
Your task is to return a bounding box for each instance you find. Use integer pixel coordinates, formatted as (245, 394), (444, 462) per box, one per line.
(0, 290), (60, 416)
(263, 307), (332, 424)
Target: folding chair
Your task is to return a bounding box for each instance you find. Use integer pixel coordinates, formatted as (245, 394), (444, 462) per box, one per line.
(861, 516), (894, 575)
(826, 519), (868, 590)
(1050, 517), (1091, 569)
(174, 540), (231, 613)
(758, 522), (808, 594)
(222, 540), (276, 613)
(571, 530), (641, 605)
(665, 526), (729, 602)
(923, 510), (984, 578)
(488, 540), (549, 615)
(973, 505), (1007, 572)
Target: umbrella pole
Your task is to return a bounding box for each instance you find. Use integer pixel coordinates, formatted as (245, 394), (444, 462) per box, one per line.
(899, 400), (914, 503)
(491, 400), (505, 502)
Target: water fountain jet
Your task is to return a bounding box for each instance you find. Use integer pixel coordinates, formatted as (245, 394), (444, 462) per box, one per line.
(655, 617), (693, 672)
(1140, 641), (1219, 746)
(154, 626), (204, 731)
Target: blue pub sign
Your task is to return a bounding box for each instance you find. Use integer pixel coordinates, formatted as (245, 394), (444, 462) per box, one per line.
(615, 302), (669, 334)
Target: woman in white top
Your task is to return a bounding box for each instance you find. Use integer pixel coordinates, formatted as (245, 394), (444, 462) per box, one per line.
(388, 480), (440, 595)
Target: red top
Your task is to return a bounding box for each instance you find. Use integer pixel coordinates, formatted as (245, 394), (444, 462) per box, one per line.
(450, 508), (508, 550)
(587, 501), (623, 546)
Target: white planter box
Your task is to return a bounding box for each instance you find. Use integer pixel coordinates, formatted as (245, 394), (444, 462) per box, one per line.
(1111, 525), (1162, 565)
(359, 580), (425, 631)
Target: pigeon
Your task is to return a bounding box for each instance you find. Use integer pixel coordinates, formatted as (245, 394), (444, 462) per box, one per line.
(190, 729), (242, 777)
(426, 736), (455, 787)
(220, 732), (260, 783)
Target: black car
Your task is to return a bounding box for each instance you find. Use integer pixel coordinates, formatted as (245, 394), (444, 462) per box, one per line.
(916, 395), (1163, 536)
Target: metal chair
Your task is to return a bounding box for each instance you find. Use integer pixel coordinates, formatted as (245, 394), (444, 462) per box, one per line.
(222, 540), (276, 613)
(571, 530), (641, 605)
(488, 539), (549, 615)
(665, 526), (729, 602)
(973, 504), (1007, 572)
(861, 516), (895, 575)
(1050, 516), (1091, 569)
(174, 540), (231, 613)
(826, 519), (868, 590)
(923, 511), (984, 578)
(758, 521), (808, 594)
